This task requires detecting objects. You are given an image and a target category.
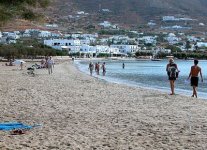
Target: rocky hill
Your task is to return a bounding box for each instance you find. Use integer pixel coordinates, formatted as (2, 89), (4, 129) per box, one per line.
(1, 0), (207, 31)
(47, 0), (207, 29)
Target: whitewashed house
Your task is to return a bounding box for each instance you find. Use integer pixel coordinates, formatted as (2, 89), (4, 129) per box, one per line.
(139, 36), (157, 45)
(99, 21), (119, 29)
(165, 33), (181, 45)
(99, 21), (112, 28)
(187, 36), (200, 42)
(3, 32), (20, 40)
(102, 9), (110, 12)
(153, 47), (171, 54)
(77, 11), (85, 15)
(45, 24), (59, 28)
(44, 39), (81, 53)
(22, 29), (39, 37)
(197, 42), (207, 48)
(80, 45), (95, 53)
(38, 31), (52, 38)
(110, 45), (139, 54)
(0, 31), (2, 38)
(163, 16), (178, 21)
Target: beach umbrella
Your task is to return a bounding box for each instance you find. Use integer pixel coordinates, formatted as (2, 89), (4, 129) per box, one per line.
(13, 60), (26, 65)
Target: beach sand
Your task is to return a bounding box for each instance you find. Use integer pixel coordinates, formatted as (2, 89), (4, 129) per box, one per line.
(1, 59), (207, 149)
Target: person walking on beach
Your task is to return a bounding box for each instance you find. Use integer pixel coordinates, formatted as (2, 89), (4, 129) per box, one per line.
(47, 56), (53, 74)
(95, 62), (100, 75)
(101, 62), (106, 76)
(187, 59), (203, 98)
(122, 63), (125, 69)
(166, 58), (179, 95)
(89, 62), (94, 76)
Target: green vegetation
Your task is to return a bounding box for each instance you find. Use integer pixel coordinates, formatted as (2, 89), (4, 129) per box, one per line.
(165, 45), (182, 53)
(97, 53), (110, 58)
(174, 52), (207, 59)
(185, 40), (191, 51)
(0, 39), (65, 60)
(135, 51), (153, 57)
(0, 0), (50, 25)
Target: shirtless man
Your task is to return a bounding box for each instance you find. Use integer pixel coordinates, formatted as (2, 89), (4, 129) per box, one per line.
(187, 59), (203, 98)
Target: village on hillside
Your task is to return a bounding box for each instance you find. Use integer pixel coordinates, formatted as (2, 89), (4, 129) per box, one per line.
(0, 13), (207, 60)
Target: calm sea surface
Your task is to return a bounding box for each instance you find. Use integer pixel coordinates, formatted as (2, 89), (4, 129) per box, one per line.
(75, 59), (207, 99)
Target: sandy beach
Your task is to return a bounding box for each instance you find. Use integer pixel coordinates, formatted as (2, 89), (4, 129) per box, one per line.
(1, 59), (207, 149)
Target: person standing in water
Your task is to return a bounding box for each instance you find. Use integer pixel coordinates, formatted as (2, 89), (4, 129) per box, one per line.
(166, 58), (179, 95)
(122, 63), (125, 69)
(95, 62), (100, 75)
(101, 62), (106, 76)
(89, 62), (94, 76)
(187, 59), (203, 98)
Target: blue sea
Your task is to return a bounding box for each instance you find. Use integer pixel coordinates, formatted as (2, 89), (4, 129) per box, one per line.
(75, 59), (207, 99)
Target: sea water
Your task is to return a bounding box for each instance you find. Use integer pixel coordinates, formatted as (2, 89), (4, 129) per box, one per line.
(75, 59), (207, 99)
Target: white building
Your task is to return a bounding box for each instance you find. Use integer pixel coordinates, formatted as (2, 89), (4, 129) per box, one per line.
(45, 24), (59, 28)
(77, 11), (85, 15)
(165, 33), (181, 45)
(102, 9), (110, 12)
(163, 16), (179, 21)
(197, 42), (207, 48)
(39, 31), (52, 38)
(80, 39), (91, 45)
(139, 36), (157, 45)
(79, 45), (120, 57)
(99, 21), (112, 28)
(163, 16), (194, 21)
(0, 31), (2, 38)
(3, 32), (20, 40)
(44, 39), (81, 52)
(187, 36), (200, 42)
(110, 45), (139, 54)
(153, 47), (171, 54)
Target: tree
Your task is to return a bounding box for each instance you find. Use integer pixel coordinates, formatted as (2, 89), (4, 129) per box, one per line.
(165, 45), (182, 53)
(185, 40), (191, 51)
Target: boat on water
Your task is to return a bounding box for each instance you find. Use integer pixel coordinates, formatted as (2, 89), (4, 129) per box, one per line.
(151, 58), (163, 61)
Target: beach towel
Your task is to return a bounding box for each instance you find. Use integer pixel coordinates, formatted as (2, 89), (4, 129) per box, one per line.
(0, 122), (39, 131)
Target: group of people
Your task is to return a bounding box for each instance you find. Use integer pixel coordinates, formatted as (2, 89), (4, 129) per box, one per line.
(166, 58), (203, 98)
(89, 62), (106, 76)
(30, 56), (54, 74)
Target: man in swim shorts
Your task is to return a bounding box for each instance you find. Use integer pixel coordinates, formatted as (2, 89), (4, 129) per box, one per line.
(187, 59), (203, 98)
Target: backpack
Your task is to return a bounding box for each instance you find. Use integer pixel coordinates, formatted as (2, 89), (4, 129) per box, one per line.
(168, 65), (177, 78)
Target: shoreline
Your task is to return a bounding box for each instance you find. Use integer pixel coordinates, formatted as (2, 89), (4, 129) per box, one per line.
(74, 59), (207, 100)
(1, 60), (207, 149)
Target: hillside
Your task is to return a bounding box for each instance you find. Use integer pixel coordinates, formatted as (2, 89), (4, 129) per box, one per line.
(47, 0), (207, 30)
(1, 0), (207, 31)
(72, 0), (207, 16)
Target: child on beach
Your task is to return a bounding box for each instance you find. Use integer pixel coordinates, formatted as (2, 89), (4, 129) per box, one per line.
(166, 58), (179, 95)
(187, 59), (203, 98)
(20, 62), (23, 70)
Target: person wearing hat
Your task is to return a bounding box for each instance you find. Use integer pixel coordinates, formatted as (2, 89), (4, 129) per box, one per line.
(166, 58), (179, 95)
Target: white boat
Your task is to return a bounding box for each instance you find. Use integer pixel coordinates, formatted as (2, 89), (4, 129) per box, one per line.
(151, 58), (162, 61)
